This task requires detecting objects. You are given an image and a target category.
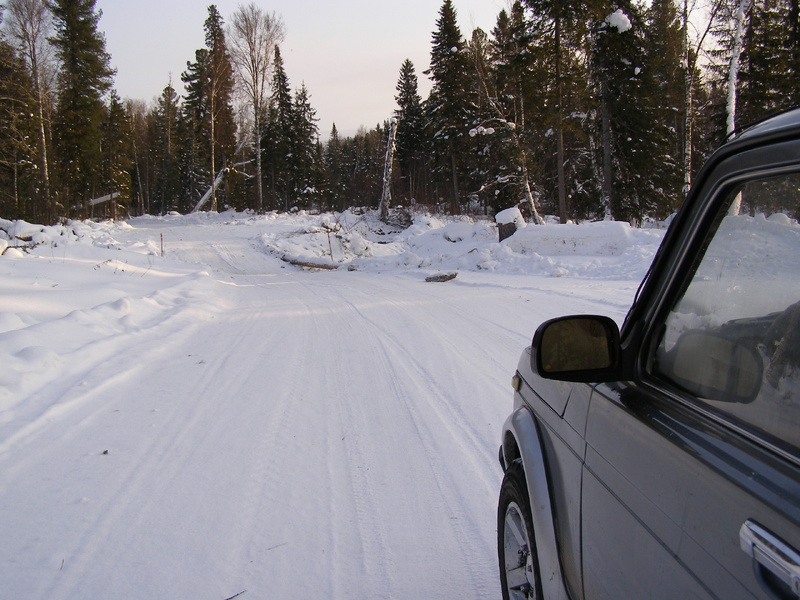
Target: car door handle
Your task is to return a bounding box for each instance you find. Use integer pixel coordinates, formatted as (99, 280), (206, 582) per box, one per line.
(740, 520), (800, 597)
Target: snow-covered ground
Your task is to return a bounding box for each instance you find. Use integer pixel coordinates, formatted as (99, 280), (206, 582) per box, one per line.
(0, 210), (663, 599)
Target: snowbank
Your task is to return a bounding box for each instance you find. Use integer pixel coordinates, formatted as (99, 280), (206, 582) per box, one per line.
(252, 210), (665, 280)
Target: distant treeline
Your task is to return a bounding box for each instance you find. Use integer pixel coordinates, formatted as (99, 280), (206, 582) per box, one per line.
(0, 0), (798, 224)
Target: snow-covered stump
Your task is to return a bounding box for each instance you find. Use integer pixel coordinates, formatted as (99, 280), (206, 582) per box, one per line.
(496, 207), (527, 242)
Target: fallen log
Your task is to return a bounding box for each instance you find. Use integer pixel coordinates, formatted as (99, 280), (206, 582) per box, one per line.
(281, 257), (339, 270)
(425, 272), (457, 283)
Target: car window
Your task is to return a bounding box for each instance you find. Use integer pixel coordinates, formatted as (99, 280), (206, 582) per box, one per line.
(654, 171), (800, 452)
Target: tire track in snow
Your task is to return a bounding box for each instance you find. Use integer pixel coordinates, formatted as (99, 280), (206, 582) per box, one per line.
(290, 284), (396, 598)
(335, 288), (501, 598)
(33, 280), (306, 599)
(297, 276), (503, 598)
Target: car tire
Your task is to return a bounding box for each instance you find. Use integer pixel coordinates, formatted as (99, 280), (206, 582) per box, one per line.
(498, 459), (541, 600)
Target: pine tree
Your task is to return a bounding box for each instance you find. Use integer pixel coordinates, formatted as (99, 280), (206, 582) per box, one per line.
(49, 0), (115, 216)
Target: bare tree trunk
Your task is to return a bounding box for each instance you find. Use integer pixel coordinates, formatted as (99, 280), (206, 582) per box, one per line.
(680, 0), (720, 198)
(210, 95), (217, 212)
(379, 118), (398, 222)
(254, 112), (264, 212)
(727, 0), (751, 216)
(555, 15), (568, 224)
(601, 81), (613, 221)
(449, 139), (459, 214)
(726, 0), (750, 138)
(34, 68), (51, 218)
(520, 153), (544, 225)
(683, 0), (693, 196)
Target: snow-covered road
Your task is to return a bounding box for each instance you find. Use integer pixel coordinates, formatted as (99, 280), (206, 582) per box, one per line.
(0, 213), (648, 599)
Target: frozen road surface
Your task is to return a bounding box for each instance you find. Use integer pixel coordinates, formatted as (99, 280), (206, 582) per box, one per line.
(0, 212), (651, 599)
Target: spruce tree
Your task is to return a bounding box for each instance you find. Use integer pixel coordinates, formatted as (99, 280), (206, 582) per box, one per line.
(346, 125), (385, 208)
(49, 0), (114, 216)
(642, 0), (684, 217)
(0, 33), (36, 220)
(591, 2), (660, 223)
(481, 5), (551, 218)
(425, 0), (473, 213)
(394, 59), (425, 204)
(468, 26), (515, 216)
(99, 90), (130, 218)
(524, 0), (595, 222)
(323, 124), (348, 211)
(262, 45), (293, 210)
(203, 4), (236, 211)
(738, 0), (800, 123)
(291, 83), (320, 208)
(147, 82), (181, 214)
(180, 49), (211, 213)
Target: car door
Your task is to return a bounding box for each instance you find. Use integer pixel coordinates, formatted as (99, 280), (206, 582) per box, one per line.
(580, 158), (800, 599)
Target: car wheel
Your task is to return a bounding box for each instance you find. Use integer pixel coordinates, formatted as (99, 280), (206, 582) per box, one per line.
(498, 459), (541, 600)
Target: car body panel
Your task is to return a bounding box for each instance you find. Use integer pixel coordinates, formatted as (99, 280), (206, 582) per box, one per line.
(499, 107), (800, 600)
(503, 403), (571, 600)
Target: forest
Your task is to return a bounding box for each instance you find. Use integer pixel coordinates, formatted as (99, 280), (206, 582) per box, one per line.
(0, 0), (798, 225)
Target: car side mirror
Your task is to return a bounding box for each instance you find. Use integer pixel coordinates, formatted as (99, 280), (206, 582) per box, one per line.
(532, 315), (621, 382)
(660, 330), (762, 403)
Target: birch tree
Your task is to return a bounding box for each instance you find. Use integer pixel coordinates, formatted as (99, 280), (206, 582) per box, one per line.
(725, 0), (749, 137)
(5, 0), (55, 220)
(228, 3), (284, 213)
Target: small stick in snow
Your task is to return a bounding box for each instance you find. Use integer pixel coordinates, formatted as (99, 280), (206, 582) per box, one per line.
(267, 542), (288, 551)
(223, 591), (246, 600)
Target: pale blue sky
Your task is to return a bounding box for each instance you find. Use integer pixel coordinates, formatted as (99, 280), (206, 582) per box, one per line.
(96, 0), (507, 137)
